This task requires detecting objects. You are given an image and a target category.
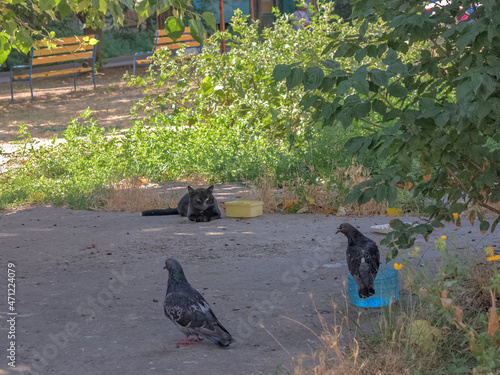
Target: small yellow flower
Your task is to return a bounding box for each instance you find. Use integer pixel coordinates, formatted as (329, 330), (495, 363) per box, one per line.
(485, 247), (494, 257)
(394, 263), (403, 270)
(487, 255), (500, 262)
(440, 235), (447, 240)
(452, 213), (459, 219)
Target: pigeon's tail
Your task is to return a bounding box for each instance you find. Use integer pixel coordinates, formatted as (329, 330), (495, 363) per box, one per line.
(141, 208), (178, 216)
(358, 285), (375, 299)
(203, 325), (235, 348)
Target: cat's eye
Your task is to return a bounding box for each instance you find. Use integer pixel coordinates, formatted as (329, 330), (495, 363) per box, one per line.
(197, 199), (202, 203)
(206, 198), (210, 201)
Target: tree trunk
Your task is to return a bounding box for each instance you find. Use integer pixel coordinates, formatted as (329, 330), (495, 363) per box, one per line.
(84, 27), (103, 60)
(156, 8), (174, 30)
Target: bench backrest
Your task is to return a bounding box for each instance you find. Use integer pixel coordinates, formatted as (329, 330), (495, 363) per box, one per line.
(154, 28), (200, 51)
(30, 36), (98, 66)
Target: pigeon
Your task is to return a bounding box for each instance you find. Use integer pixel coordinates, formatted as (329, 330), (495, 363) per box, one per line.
(336, 223), (380, 298)
(163, 258), (234, 347)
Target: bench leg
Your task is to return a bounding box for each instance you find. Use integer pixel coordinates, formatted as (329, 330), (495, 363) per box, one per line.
(92, 69), (96, 89)
(29, 77), (33, 101)
(10, 71), (14, 103)
(74, 60), (77, 91)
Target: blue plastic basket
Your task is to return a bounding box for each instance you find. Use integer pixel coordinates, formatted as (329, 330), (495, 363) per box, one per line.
(347, 264), (400, 308)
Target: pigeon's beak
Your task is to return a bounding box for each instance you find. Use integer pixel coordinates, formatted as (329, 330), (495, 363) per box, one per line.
(163, 265), (167, 269)
(335, 227), (341, 234)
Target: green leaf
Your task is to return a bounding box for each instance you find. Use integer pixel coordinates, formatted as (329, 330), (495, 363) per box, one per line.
(56, 0), (72, 18)
(388, 61), (408, 75)
(353, 101), (371, 119)
(352, 67), (369, 96)
(337, 79), (352, 95)
(272, 64), (292, 82)
(202, 11), (216, 31)
(0, 35), (12, 65)
(346, 137), (366, 154)
(435, 111), (450, 128)
(355, 48), (367, 62)
(15, 28), (32, 54)
(286, 67), (304, 90)
(321, 60), (340, 70)
(352, 78), (369, 96)
(388, 83), (409, 98)
(491, 216), (500, 233)
(188, 19), (204, 44)
(338, 108), (354, 129)
(320, 103), (336, 120)
(359, 20), (369, 37)
(374, 184), (388, 203)
(366, 45), (377, 58)
(480, 220), (490, 233)
(382, 48), (398, 65)
(370, 69), (390, 87)
(301, 95), (318, 110)
(165, 17), (185, 41)
(303, 67), (324, 91)
(372, 99), (386, 115)
(344, 187), (363, 204)
(39, 0), (56, 11)
(449, 203), (467, 214)
(389, 219), (407, 231)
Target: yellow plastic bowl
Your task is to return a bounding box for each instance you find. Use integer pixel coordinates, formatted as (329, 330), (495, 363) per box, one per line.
(386, 208), (402, 216)
(225, 201), (263, 218)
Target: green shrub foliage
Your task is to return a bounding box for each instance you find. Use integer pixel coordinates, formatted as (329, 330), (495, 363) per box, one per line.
(273, 0), (500, 248)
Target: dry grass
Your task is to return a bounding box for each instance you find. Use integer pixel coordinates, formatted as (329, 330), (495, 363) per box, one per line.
(241, 165), (388, 216)
(290, 298), (411, 375)
(91, 177), (182, 212)
(454, 260), (500, 315)
(240, 174), (280, 213)
(336, 165), (388, 216)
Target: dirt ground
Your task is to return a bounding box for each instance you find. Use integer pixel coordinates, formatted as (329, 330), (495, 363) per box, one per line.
(0, 66), (143, 143)
(1, 67), (499, 375)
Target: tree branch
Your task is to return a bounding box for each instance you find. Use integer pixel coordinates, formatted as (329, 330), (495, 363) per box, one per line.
(377, 92), (396, 110)
(360, 118), (384, 129)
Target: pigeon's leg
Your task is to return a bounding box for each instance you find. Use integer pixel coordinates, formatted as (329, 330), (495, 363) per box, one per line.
(188, 335), (204, 342)
(177, 336), (190, 346)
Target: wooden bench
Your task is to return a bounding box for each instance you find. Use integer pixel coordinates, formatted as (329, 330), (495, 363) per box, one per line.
(133, 28), (200, 75)
(10, 35), (98, 102)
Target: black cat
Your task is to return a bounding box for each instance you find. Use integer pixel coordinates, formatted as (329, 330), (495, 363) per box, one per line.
(142, 186), (221, 222)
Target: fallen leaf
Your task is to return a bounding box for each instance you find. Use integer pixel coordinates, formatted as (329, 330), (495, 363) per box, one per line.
(407, 320), (442, 353)
(452, 306), (467, 329)
(305, 195), (315, 205)
(441, 298), (453, 308)
(423, 174), (432, 182)
(488, 291), (499, 338)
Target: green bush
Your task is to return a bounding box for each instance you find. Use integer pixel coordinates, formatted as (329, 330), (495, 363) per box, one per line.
(101, 28), (155, 59)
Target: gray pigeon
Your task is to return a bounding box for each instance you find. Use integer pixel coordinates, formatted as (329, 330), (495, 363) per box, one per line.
(336, 223), (380, 298)
(163, 258), (234, 347)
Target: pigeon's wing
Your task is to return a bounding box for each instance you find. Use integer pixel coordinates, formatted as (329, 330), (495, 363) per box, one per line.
(165, 288), (233, 347)
(346, 243), (363, 277)
(164, 291), (214, 330)
(364, 239), (381, 273)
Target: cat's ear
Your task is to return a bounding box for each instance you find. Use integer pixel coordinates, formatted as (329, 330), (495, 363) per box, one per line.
(187, 186), (194, 195)
(207, 185), (214, 193)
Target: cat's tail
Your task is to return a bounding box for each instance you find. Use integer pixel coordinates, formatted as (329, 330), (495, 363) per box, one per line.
(141, 208), (178, 216)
